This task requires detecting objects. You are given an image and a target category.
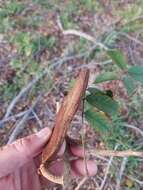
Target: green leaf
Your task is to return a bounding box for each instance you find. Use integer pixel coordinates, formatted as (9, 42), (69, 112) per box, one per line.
(86, 92), (119, 116)
(85, 109), (111, 132)
(105, 90), (113, 98)
(123, 76), (136, 95)
(87, 87), (102, 95)
(95, 72), (118, 83)
(108, 49), (127, 70)
(128, 66), (143, 83)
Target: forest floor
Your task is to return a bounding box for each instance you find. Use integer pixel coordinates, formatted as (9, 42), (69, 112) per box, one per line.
(0, 1), (143, 189)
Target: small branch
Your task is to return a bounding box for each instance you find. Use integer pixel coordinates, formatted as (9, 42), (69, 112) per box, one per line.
(89, 149), (143, 158)
(31, 110), (42, 128)
(118, 32), (143, 47)
(74, 177), (88, 190)
(99, 145), (119, 190)
(7, 110), (32, 144)
(63, 30), (108, 50)
(0, 110), (29, 125)
(7, 97), (40, 144)
(63, 29), (95, 42)
(123, 123), (143, 137)
(3, 75), (43, 121)
(99, 156), (114, 190)
(57, 15), (108, 50)
(115, 157), (128, 190)
(81, 98), (89, 177)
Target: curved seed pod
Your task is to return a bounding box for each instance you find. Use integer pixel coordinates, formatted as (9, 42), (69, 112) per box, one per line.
(41, 69), (89, 163)
(40, 69), (89, 184)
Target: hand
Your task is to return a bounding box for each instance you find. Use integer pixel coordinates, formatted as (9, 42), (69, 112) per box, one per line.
(0, 128), (97, 190)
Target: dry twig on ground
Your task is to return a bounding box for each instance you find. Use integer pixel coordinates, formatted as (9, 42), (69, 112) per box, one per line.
(57, 15), (108, 50)
(74, 177), (88, 190)
(7, 97), (40, 144)
(99, 145), (119, 190)
(115, 157), (128, 190)
(89, 149), (143, 158)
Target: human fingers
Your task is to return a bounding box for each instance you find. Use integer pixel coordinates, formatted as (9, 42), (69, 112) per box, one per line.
(70, 145), (98, 176)
(71, 159), (98, 176)
(0, 161), (41, 190)
(70, 145), (85, 157)
(40, 144), (97, 188)
(42, 153), (97, 181)
(0, 127), (51, 178)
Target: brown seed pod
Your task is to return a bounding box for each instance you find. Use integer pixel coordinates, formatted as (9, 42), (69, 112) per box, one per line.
(40, 69), (89, 184)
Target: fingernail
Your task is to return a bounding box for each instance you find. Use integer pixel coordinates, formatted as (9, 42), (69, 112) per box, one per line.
(37, 127), (51, 139)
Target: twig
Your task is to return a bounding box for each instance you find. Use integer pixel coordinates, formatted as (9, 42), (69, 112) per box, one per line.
(7, 111), (32, 144)
(75, 59), (112, 69)
(0, 110), (29, 125)
(3, 75), (43, 120)
(74, 177), (88, 190)
(89, 149), (143, 158)
(99, 145), (119, 190)
(115, 157), (128, 190)
(62, 151), (71, 189)
(92, 177), (100, 189)
(81, 98), (89, 177)
(57, 15), (108, 50)
(63, 30), (108, 50)
(123, 123), (143, 137)
(31, 110), (42, 128)
(45, 105), (54, 119)
(7, 97), (40, 144)
(118, 32), (143, 47)
(91, 154), (109, 162)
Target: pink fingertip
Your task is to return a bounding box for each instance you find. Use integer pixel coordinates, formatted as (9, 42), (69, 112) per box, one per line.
(70, 145), (84, 157)
(71, 159), (98, 176)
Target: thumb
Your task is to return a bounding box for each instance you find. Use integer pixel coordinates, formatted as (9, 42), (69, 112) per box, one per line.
(0, 127), (51, 178)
